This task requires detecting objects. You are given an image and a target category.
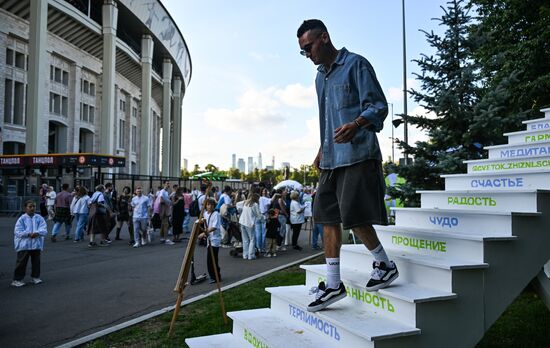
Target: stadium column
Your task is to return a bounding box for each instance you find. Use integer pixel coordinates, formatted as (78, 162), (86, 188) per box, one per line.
(171, 76), (182, 177)
(162, 59), (172, 177)
(101, 0), (118, 157)
(27, 0), (48, 154)
(140, 35), (154, 175)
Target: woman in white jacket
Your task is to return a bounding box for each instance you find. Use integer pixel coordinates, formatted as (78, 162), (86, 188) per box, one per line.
(289, 190), (306, 251)
(239, 193), (261, 260)
(71, 186), (90, 242)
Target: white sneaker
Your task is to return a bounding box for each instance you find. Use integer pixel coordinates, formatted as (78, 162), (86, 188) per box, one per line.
(32, 278), (43, 285)
(133, 242), (140, 248)
(141, 238), (147, 246)
(165, 240), (175, 245)
(11, 280), (25, 287)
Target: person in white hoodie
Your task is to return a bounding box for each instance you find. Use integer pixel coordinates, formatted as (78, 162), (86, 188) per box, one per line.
(11, 200), (48, 287)
(239, 193), (261, 260)
(70, 186), (90, 242)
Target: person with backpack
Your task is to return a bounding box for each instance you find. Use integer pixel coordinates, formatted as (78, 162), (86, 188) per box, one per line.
(189, 184), (207, 217)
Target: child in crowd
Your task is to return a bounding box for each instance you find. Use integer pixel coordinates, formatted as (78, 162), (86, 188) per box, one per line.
(199, 198), (222, 283)
(265, 209), (280, 257)
(11, 200), (48, 287)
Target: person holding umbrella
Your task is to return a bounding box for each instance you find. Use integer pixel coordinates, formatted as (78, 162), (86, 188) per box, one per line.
(297, 19), (397, 312)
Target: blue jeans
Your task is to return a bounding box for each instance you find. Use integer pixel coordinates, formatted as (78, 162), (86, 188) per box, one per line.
(240, 224), (256, 259)
(183, 209), (190, 233)
(254, 217), (266, 252)
(52, 221), (72, 238)
(74, 213), (88, 241)
(312, 223), (324, 248)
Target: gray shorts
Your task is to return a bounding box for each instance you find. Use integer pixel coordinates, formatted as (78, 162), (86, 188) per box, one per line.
(313, 160), (388, 229)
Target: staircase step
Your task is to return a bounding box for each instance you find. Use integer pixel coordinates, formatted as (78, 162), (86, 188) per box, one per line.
(375, 224), (516, 262)
(340, 244), (487, 292)
(522, 116), (550, 132)
(540, 107), (550, 118)
(464, 155), (550, 174)
(442, 169), (550, 190)
(503, 128), (550, 145)
(228, 308), (328, 347)
(484, 140), (550, 159)
(185, 333), (240, 348)
(266, 285), (420, 347)
(393, 207), (540, 236)
(301, 264), (456, 326)
(417, 189), (543, 213)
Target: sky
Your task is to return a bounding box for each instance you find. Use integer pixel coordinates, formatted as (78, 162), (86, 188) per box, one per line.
(163, 0), (448, 171)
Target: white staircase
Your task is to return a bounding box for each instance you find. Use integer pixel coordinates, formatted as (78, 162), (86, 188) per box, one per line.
(186, 108), (550, 348)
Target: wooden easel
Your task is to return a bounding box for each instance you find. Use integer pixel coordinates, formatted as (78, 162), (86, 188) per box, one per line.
(168, 180), (227, 337)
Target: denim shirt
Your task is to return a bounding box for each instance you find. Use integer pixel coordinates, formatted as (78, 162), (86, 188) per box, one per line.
(316, 48), (388, 169)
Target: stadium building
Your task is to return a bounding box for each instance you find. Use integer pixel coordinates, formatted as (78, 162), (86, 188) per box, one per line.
(0, 0), (191, 192)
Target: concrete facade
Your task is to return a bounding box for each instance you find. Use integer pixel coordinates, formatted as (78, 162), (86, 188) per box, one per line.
(0, 0), (191, 176)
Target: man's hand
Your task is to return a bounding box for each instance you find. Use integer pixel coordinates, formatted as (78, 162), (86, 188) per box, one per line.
(313, 148), (322, 170)
(334, 122), (359, 143)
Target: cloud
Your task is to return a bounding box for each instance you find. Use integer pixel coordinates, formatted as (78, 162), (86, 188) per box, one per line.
(275, 83), (316, 109)
(203, 83), (316, 132)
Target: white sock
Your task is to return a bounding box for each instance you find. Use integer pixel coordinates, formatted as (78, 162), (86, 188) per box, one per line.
(326, 258), (341, 289)
(370, 243), (390, 266)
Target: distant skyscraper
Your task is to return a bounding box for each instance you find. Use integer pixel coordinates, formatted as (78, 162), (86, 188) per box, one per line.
(183, 158), (188, 171)
(247, 157), (253, 174)
(258, 152), (263, 170)
(238, 158), (245, 173)
(232, 154), (236, 169)
(272, 156), (275, 169)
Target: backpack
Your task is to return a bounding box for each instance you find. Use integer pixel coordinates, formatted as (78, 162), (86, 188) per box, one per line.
(189, 195), (203, 217)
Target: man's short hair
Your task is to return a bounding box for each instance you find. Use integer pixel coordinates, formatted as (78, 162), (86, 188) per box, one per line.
(297, 19), (327, 38)
(224, 185), (232, 193)
(24, 200), (36, 208)
(105, 182), (112, 188)
(62, 183), (69, 190)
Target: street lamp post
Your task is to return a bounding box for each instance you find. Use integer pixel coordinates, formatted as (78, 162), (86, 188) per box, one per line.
(402, 0), (409, 162)
(390, 103), (395, 163)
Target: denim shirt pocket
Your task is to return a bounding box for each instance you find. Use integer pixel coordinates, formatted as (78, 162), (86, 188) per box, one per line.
(333, 84), (354, 110)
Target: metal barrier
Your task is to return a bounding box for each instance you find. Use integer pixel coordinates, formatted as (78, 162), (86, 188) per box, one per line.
(0, 195), (41, 215)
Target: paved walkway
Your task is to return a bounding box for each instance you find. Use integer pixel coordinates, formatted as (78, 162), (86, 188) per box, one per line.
(0, 217), (321, 347)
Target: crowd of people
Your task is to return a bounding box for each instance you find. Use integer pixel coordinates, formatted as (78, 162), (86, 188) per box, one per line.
(11, 181), (322, 287)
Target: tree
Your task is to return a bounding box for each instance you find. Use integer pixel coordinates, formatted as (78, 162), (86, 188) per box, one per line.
(394, 0), (481, 206)
(204, 164), (218, 173)
(469, 0), (550, 129)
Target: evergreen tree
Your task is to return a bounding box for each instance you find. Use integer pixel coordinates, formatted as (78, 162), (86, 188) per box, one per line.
(469, 0), (550, 131)
(394, 0), (481, 206)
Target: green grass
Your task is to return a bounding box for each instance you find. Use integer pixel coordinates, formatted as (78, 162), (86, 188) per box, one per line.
(476, 284), (550, 348)
(86, 260), (550, 348)
(85, 260), (310, 348)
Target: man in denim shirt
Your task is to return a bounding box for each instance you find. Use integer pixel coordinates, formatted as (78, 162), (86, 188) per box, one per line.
(298, 19), (399, 312)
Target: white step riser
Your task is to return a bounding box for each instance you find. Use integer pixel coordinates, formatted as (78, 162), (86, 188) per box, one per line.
(340, 249), (452, 293)
(420, 192), (537, 213)
(304, 269), (416, 327)
(394, 209), (512, 237)
(488, 143), (550, 159)
(269, 294), (372, 348)
(444, 172), (550, 191)
(467, 156), (550, 174)
(376, 229), (484, 262)
(524, 119), (550, 132)
(230, 318), (274, 348)
(506, 130), (550, 145)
